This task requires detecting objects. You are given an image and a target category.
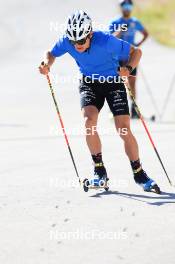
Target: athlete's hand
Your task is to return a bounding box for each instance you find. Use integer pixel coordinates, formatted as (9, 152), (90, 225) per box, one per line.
(39, 61), (50, 75)
(118, 67), (130, 78)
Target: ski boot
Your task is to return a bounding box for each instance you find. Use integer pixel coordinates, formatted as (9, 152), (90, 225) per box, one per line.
(83, 163), (109, 192)
(134, 169), (161, 194)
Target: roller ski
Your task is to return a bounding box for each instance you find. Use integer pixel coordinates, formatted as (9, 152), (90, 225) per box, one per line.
(134, 169), (161, 194)
(83, 162), (109, 192)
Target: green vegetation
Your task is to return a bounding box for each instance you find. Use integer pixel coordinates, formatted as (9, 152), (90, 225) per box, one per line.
(133, 0), (175, 47)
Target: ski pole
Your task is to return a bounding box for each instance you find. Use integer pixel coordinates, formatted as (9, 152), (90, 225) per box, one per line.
(44, 72), (81, 185)
(124, 79), (173, 186)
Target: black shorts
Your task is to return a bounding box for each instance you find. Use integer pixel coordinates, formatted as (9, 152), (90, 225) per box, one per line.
(79, 77), (130, 116)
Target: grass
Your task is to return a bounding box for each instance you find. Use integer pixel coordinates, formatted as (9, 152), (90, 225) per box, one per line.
(133, 0), (175, 47)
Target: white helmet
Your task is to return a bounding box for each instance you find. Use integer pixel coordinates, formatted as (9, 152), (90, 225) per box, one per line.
(66, 10), (92, 41)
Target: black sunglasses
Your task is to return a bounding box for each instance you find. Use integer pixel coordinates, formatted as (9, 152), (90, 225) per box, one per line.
(70, 35), (89, 46)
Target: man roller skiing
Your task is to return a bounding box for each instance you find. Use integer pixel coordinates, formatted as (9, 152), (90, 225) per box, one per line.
(39, 10), (160, 193)
(109, 0), (149, 118)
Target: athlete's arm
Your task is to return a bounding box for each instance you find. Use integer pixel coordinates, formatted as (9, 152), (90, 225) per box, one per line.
(39, 36), (68, 75)
(119, 46), (142, 77)
(136, 29), (149, 47)
(128, 46), (142, 69)
(135, 20), (149, 47)
(39, 51), (56, 75)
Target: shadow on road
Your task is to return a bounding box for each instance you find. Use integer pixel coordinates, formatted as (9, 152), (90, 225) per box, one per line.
(90, 190), (175, 206)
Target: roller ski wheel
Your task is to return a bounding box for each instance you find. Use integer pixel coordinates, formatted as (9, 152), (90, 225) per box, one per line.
(152, 184), (161, 194)
(104, 177), (109, 191)
(144, 183), (161, 194)
(142, 179), (161, 194)
(150, 115), (156, 122)
(143, 115), (156, 122)
(83, 178), (90, 192)
(83, 177), (109, 192)
(104, 186), (109, 192)
(89, 177), (109, 191)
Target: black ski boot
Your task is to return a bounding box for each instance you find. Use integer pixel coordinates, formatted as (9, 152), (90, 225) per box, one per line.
(83, 163), (109, 192)
(89, 162), (109, 191)
(134, 169), (161, 194)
